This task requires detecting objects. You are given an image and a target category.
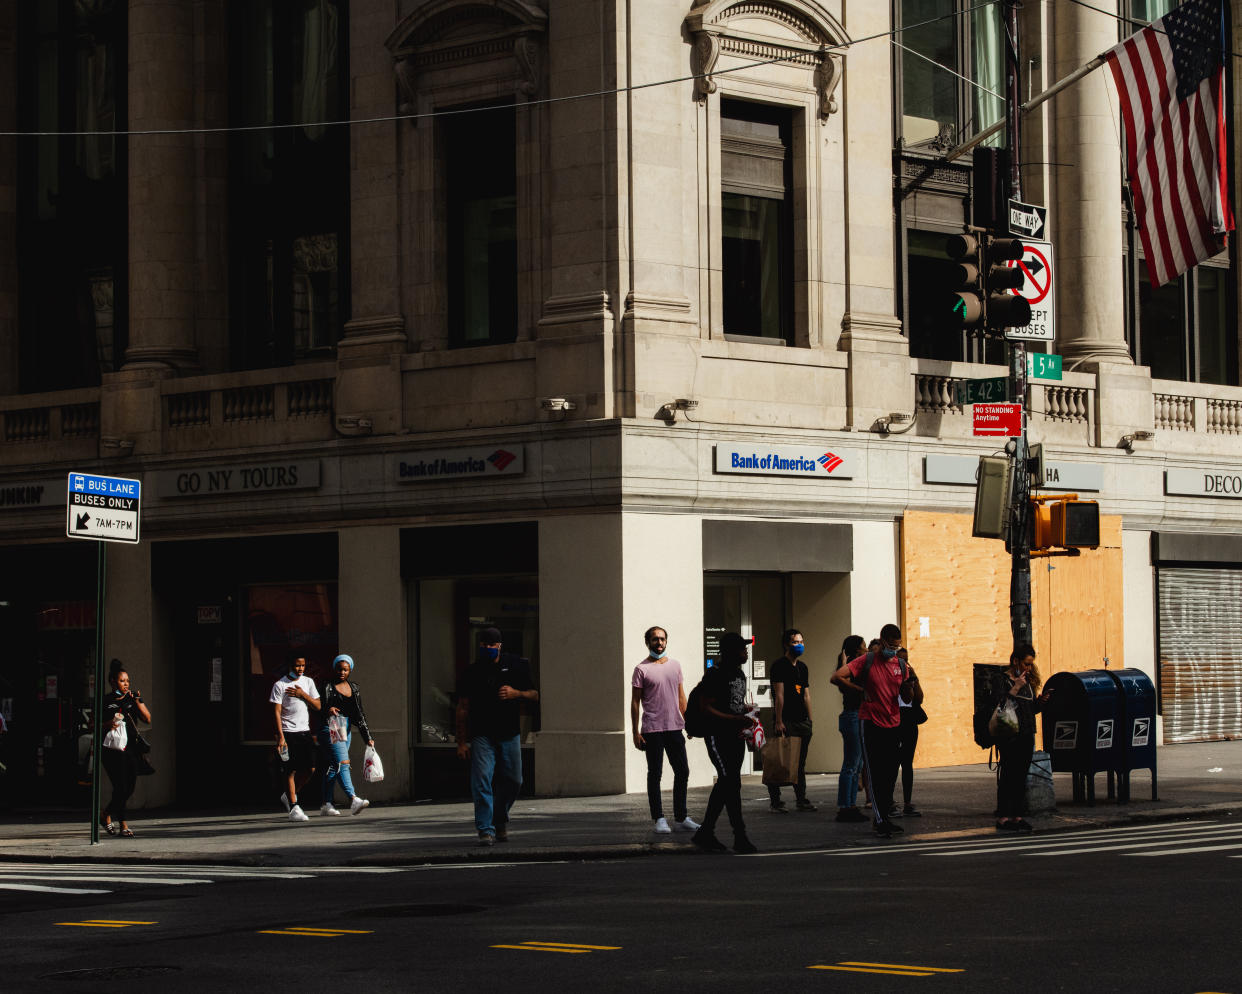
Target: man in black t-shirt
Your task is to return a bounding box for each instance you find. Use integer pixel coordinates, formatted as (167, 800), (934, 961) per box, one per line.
(767, 628), (815, 813)
(455, 627), (538, 846)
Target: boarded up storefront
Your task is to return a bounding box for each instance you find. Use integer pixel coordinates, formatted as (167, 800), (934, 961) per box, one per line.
(901, 511), (1124, 768)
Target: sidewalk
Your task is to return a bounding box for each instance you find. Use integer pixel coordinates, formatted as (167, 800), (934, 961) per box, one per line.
(0, 740), (1237, 867)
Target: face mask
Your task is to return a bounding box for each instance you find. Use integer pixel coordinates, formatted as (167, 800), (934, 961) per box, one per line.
(481, 647), (500, 661)
(289, 671), (300, 680)
(790, 644), (805, 656)
(648, 648), (666, 660)
(880, 647), (898, 659)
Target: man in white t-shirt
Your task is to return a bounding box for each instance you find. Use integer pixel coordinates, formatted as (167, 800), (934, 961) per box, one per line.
(631, 626), (699, 835)
(270, 654), (321, 823)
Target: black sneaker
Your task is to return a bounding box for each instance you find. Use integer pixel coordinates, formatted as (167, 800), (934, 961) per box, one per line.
(836, 807), (868, 823)
(692, 829), (729, 853)
(873, 822), (893, 839)
(887, 821), (904, 834)
(494, 823), (508, 842)
(795, 799), (818, 812)
(888, 807), (903, 819)
(477, 831), (496, 847)
(769, 801), (789, 814)
(903, 804), (922, 817)
(732, 836), (759, 855)
(1015, 818), (1034, 833)
(996, 820), (1021, 832)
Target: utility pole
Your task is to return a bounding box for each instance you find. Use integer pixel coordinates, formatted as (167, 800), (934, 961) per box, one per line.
(1003, 0), (1032, 650)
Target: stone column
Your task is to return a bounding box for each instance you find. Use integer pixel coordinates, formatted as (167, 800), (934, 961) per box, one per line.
(124, 0), (198, 371)
(338, 526), (407, 800)
(838, 1), (909, 430)
(1052, 0), (1130, 365)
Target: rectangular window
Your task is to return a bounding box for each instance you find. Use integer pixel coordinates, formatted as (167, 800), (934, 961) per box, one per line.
(1127, 255), (1236, 385)
(897, 0), (1003, 147)
(229, 0), (349, 369)
(444, 106), (518, 347)
(720, 100), (793, 343)
(17, 0), (127, 391)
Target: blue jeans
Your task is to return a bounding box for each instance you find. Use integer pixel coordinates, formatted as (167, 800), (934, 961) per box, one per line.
(320, 717), (356, 805)
(837, 710), (863, 809)
(470, 734), (523, 834)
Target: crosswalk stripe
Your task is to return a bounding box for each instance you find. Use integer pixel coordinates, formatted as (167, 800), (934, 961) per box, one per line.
(939, 826), (1242, 857)
(1025, 830), (1242, 857)
(1128, 842), (1242, 857)
(0, 883), (110, 895)
(0, 874), (214, 886)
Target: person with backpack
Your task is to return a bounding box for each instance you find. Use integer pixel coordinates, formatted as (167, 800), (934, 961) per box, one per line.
(831, 623), (921, 838)
(631, 626), (699, 834)
(690, 632), (759, 855)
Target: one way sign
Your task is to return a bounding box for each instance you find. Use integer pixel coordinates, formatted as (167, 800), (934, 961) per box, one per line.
(1008, 199), (1047, 239)
(66, 472), (142, 545)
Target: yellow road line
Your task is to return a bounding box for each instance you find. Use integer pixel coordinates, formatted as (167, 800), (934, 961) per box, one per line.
(518, 942), (623, 950)
(491, 945), (590, 954)
(810, 965), (935, 977)
(841, 961), (964, 973)
(258, 929), (374, 936)
(282, 927), (374, 934)
(57, 920), (157, 927)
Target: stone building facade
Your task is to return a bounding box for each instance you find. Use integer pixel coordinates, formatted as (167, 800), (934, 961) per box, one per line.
(0, 0), (1239, 810)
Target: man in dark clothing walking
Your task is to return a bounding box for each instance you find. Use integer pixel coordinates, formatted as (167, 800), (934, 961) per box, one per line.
(455, 627), (539, 846)
(693, 632), (759, 855)
(832, 623), (922, 838)
(767, 627), (816, 813)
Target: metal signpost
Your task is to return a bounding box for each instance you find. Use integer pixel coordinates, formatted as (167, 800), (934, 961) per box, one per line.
(66, 472), (142, 844)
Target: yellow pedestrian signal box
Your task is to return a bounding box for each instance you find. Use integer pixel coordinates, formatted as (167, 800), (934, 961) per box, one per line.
(1030, 494), (1100, 550)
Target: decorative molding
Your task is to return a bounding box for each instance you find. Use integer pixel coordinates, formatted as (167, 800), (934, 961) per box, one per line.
(685, 0), (849, 120)
(386, 0), (548, 116)
(538, 291), (613, 328)
(623, 292), (694, 323)
(341, 314), (408, 348)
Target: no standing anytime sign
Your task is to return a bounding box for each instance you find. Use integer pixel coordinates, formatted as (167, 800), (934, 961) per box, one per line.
(1003, 239), (1054, 343)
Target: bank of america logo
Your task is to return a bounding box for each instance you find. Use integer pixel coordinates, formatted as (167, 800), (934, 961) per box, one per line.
(817, 452), (844, 473)
(488, 449), (517, 471)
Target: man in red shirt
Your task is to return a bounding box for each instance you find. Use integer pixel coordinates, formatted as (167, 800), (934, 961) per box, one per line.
(832, 623), (922, 838)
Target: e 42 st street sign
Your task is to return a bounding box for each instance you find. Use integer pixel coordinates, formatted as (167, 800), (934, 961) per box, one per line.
(66, 472), (142, 544)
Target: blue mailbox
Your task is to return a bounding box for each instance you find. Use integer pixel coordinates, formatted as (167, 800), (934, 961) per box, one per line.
(1041, 670), (1122, 804)
(1105, 668), (1158, 802)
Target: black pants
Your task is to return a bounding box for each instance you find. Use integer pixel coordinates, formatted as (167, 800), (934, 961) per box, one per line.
(860, 720), (902, 827)
(898, 712), (919, 807)
(701, 732), (746, 838)
(997, 733), (1035, 819)
(766, 734), (811, 805)
(102, 747), (137, 824)
(643, 730), (690, 821)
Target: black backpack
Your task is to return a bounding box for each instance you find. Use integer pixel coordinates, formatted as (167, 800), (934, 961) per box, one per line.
(684, 679), (710, 738)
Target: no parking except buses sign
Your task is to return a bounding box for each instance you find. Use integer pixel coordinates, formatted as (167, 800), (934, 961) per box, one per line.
(1003, 239), (1054, 343)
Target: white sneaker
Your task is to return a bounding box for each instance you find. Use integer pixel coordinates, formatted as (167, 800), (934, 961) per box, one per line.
(320, 803), (341, 816)
(350, 796), (370, 815)
(280, 792), (291, 812)
(677, 816), (701, 831)
(289, 804), (309, 823)
(653, 817), (672, 834)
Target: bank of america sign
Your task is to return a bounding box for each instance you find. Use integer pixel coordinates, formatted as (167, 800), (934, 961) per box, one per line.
(713, 443), (855, 479)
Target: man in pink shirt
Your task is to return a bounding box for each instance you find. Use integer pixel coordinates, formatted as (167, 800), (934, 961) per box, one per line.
(631, 626), (700, 834)
(832, 623), (922, 839)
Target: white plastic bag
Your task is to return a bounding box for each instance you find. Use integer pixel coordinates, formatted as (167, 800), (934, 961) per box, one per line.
(328, 713), (347, 744)
(363, 744), (384, 782)
(103, 715), (128, 751)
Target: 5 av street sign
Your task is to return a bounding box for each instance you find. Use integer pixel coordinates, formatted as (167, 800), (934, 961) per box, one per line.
(66, 472), (141, 544)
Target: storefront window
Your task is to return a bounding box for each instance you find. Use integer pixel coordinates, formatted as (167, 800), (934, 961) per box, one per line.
(242, 583), (338, 742)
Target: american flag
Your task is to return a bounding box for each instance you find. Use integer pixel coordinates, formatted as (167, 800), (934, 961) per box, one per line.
(1105, 0), (1234, 286)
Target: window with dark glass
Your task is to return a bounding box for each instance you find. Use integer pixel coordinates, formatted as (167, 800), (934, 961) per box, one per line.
(720, 100), (793, 344)
(896, 0), (1002, 148)
(443, 105), (517, 348)
(17, 0), (127, 392)
(228, 0), (349, 370)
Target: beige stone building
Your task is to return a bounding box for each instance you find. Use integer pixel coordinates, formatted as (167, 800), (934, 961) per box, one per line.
(1, 0), (1240, 811)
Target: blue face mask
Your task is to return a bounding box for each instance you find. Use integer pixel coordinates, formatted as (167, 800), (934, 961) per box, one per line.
(790, 643), (805, 656)
(481, 646), (500, 661)
(880, 647), (898, 659)
(288, 671), (300, 680)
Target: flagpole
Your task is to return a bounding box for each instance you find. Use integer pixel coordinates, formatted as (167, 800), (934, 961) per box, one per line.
(945, 55), (1107, 164)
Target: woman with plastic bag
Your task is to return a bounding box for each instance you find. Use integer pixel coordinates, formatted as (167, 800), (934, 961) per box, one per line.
(995, 644), (1051, 833)
(317, 654), (374, 816)
(99, 663), (152, 838)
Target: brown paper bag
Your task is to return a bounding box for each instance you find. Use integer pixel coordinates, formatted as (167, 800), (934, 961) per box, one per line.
(761, 735), (801, 785)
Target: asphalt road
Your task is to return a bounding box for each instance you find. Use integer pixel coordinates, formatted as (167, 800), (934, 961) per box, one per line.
(5, 817), (1240, 993)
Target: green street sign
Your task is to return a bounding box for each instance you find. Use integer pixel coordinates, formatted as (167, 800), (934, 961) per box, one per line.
(1028, 352), (1063, 381)
(955, 377), (1009, 406)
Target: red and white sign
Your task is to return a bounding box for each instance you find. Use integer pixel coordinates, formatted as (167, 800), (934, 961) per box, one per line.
(1003, 239), (1054, 342)
(973, 403), (1023, 438)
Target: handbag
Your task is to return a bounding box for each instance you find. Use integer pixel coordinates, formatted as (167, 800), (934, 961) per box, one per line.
(761, 735), (800, 785)
(912, 704), (928, 725)
(136, 753), (156, 776)
(133, 733), (152, 754)
(988, 698), (1020, 739)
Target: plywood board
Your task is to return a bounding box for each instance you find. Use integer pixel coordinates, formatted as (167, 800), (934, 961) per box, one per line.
(901, 510), (1124, 769)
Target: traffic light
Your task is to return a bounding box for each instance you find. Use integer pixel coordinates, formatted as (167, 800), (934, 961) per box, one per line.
(1030, 495), (1100, 551)
(946, 233), (985, 330)
(985, 237), (1032, 330)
